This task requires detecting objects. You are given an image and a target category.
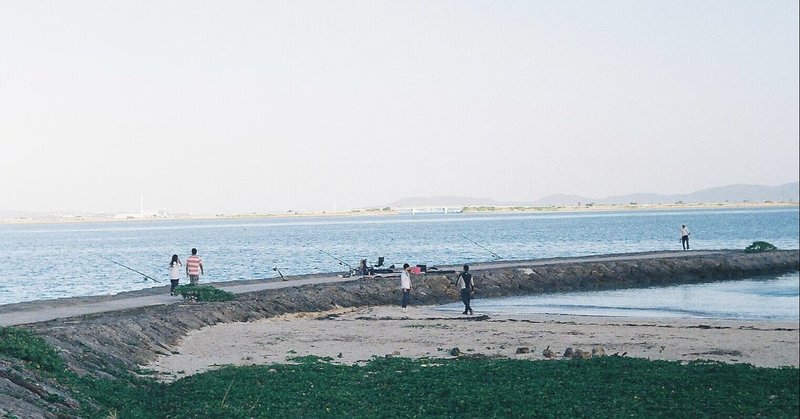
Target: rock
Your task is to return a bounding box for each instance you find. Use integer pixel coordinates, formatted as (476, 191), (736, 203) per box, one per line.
(337, 352), (343, 358)
(572, 349), (592, 359)
(450, 347), (461, 356)
(515, 347), (530, 354)
(592, 346), (606, 357)
(542, 346), (555, 359)
(563, 347), (574, 358)
(385, 350), (401, 358)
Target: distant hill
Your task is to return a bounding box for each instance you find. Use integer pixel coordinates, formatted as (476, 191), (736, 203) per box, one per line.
(390, 182), (799, 208)
(678, 182), (799, 204)
(594, 182), (800, 205)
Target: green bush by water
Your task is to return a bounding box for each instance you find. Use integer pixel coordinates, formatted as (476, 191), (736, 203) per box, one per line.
(744, 241), (778, 253)
(173, 284), (235, 302)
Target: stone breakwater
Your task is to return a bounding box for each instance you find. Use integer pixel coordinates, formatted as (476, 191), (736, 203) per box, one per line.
(2, 250), (798, 417)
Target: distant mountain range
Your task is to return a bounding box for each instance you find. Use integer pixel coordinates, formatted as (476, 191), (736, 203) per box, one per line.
(388, 182), (800, 207)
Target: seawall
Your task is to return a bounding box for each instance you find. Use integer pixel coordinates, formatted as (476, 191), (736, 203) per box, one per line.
(2, 250), (798, 417)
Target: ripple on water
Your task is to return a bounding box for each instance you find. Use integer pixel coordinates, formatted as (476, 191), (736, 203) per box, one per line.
(437, 272), (800, 322)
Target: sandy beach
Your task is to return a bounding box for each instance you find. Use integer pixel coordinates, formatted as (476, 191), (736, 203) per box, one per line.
(147, 305), (799, 381)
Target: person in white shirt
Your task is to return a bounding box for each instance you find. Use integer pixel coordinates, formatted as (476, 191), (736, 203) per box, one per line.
(168, 254), (182, 295)
(680, 225), (690, 250)
(400, 263), (412, 310)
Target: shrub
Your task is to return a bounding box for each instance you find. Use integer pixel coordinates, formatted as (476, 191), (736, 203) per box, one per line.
(173, 285), (235, 302)
(744, 241), (778, 253)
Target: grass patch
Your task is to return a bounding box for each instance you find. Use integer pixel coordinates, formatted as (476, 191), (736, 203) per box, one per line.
(0, 327), (65, 373)
(84, 357), (800, 418)
(173, 284), (235, 302)
(2, 332), (798, 418)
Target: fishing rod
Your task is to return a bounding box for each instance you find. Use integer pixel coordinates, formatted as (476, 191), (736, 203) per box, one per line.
(272, 267), (286, 281)
(457, 233), (502, 260)
(97, 255), (161, 283)
(305, 244), (354, 270)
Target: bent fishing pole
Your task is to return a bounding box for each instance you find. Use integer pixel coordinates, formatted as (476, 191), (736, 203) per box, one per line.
(457, 233), (502, 260)
(97, 255), (160, 283)
(304, 244), (354, 270)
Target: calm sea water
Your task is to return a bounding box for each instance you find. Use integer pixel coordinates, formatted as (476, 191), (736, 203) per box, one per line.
(437, 272), (799, 322)
(0, 207), (798, 315)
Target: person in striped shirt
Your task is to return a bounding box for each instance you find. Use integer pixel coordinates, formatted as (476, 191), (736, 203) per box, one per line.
(186, 248), (204, 285)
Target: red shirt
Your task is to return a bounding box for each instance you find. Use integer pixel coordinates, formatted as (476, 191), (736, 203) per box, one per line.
(186, 255), (203, 275)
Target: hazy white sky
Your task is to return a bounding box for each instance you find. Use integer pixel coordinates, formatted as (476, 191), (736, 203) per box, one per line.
(1, 1), (798, 214)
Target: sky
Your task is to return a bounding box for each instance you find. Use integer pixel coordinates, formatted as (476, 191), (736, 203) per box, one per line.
(1, 1), (798, 214)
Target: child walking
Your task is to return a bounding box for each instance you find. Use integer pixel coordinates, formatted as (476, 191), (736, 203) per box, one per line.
(169, 254), (182, 295)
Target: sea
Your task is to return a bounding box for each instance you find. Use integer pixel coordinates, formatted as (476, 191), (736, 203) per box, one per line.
(1, 207), (798, 320)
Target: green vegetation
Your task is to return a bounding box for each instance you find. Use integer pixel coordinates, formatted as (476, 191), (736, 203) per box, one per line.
(67, 357), (800, 418)
(173, 284), (236, 302)
(0, 327), (65, 373)
(2, 331), (798, 418)
(745, 241), (778, 253)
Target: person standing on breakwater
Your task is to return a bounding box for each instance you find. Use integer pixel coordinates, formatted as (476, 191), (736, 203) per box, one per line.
(680, 224), (690, 250)
(456, 264), (475, 315)
(186, 248), (204, 285)
(400, 263), (412, 311)
(169, 254), (182, 295)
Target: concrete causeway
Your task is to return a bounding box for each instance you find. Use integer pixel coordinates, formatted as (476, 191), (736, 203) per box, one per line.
(0, 250), (777, 327)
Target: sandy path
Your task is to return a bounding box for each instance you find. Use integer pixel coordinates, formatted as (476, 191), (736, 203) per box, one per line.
(146, 306), (799, 381)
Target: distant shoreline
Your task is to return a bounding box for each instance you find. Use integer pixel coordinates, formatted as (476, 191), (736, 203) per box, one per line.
(1, 201), (797, 225)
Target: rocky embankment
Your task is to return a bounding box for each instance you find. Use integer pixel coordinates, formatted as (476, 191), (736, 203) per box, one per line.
(2, 250), (798, 417)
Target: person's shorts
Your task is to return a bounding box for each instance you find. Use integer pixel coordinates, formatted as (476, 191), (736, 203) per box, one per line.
(189, 274), (200, 284)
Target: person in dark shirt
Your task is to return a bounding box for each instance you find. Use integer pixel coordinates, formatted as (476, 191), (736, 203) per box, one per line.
(681, 225), (690, 250)
(457, 264), (475, 315)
